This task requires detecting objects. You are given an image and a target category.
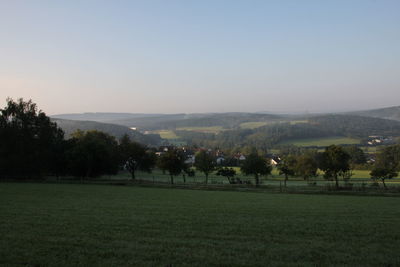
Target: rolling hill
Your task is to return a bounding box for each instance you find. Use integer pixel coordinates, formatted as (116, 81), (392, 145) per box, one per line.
(52, 119), (161, 146)
(349, 106), (400, 121)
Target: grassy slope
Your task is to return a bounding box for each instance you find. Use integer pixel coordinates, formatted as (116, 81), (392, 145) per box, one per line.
(1, 183), (400, 266)
(279, 136), (360, 147)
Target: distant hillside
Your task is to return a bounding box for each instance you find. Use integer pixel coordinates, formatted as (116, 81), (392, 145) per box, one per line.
(51, 113), (166, 123)
(52, 112), (284, 130)
(349, 106), (400, 121)
(140, 113), (284, 130)
(174, 114), (400, 149)
(52, 119), (161, 146)
(308, 114), (400, 137)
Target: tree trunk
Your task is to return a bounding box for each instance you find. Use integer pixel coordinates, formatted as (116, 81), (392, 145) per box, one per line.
(284, 175), (288, 188)
(205, 173), (208, 184)
(382, 178), (387, 189)
(170, 175), (174, 184)
(183, 174), (186, 184)
(334, 174), (339, 189)
(255, 174), (259, 187)
(131, 170), (135, 179)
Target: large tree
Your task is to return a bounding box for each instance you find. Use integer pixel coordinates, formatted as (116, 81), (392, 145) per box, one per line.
(370, 167), (397, 189)
(0, 98), (64, 179)
(194, 150), (215, 184)
(370, 145), (400, 188)
(294, 154), (318, 181)
(216, 167), (236, 184)
(344, 145), (367, 167)
(66, 130), (119, 178)
(119, 134), (155, 179)
(157, 149), (185, 184)
(319, 145), (351, 189)
(277, 155), (297, 187)
(240, 153), (272, 186)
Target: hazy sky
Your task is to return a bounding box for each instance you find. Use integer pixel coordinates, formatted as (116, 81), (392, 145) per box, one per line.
(1, 0), (399, 115)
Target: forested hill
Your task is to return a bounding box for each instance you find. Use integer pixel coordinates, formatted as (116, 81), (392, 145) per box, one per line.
(308, 115), (400, 137)
(53, 112), (283, 130)
(141, 113), (283, 130)
(348, 106), (400, 121)
(52, 119), (161, 146)
(175, 114), (400, 150)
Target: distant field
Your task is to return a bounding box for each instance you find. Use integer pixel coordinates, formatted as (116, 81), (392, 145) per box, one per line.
(239, 121), (269, 129)
(154, 130), (179, 139)
(1, 183), (399, 266)
(176, 126), (225, 133)
(279, 136), (360, 147)
(289, 120), (309, 124)
(240, 120), (309, 129)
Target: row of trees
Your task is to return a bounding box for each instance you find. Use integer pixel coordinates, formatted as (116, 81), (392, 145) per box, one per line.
(276, 144), (400, 189)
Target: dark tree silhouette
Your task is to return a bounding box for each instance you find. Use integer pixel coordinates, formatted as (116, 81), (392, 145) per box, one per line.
(241, 153), (272, 186)
(320, 145), (351, 189)
(0, 98), (64, 179)
(194, 150), (215, 184)
(119, 134), (155, 179)
(277, 155), (297, 187)
(216, 167), (236, 184)
(157, 149), (185, 184)
(66, 130), (119, 178)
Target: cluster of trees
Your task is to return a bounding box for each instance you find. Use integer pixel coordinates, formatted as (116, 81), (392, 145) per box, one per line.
(276, 144), (400, 189)
(0, 98), (156, 180)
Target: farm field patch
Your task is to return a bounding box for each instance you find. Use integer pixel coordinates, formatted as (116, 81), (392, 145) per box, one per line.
(239, 121), (269, 129)
(176, 126), (225, 133)
(279, 136), (360, 147)
(154, 130), (179, 139)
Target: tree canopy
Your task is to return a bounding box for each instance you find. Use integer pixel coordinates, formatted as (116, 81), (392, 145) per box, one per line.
(0, 98), (64, 178)
(319, 145), (351, 188)
(241, 152), (272, 186)
(66, 130), (119, 178)
(194, 150), (215, 184)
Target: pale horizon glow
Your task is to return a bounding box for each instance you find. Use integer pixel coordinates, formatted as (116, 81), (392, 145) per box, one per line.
(1, 0), (399, 115)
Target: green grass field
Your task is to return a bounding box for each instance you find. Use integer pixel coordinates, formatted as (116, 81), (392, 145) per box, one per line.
(239, 120), (309, 129)
(154, 130), (179, 139)
(279, 136), (360, 147)
(1, 183), (399, 266)
(289, 120), (309, 125)
(176, 126), (225, 133)
(239, 121), (269, 129)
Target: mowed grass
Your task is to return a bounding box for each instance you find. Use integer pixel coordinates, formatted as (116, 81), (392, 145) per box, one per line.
(1, 183), (400, 266)
(279, 136), (360, 147)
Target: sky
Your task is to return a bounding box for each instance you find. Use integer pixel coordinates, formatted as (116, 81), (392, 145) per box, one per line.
(0, 0), (399, 115)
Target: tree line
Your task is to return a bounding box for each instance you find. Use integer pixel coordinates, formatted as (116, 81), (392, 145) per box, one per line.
(1, 99), (399, 189)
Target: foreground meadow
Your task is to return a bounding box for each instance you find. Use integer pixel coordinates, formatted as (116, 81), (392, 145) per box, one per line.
(1, 183), (400, 266)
